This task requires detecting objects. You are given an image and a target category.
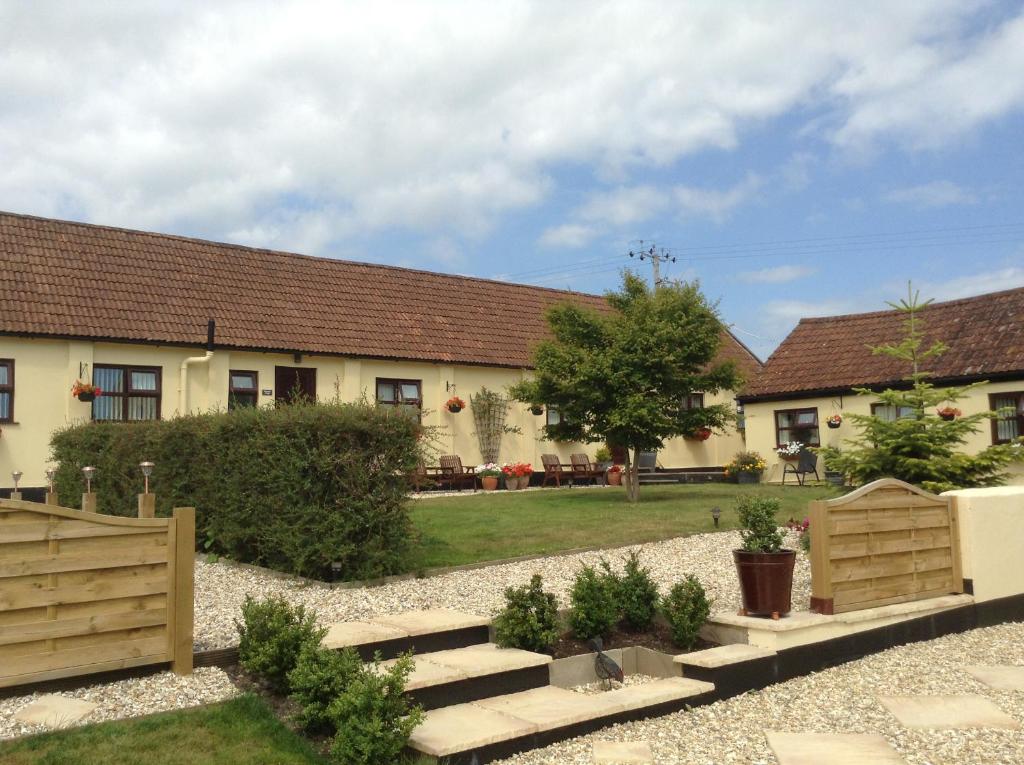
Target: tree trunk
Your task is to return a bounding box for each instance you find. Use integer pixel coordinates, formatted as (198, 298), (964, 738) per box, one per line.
(623, 447), (641, 503)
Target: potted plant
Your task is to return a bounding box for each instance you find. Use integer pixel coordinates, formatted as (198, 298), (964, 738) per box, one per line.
(476, 463), (501, 491)
(501, 462), (531, 490)
(734, 496), (795, 620)
(71, 380), (102, 403)
(826, 414), (842, 429)
(685, 426), (712, 441)
(606, 464), (623, 485)
(594, 446), (612, 469)
(723, 451), (765, 484)
(775, 441), (803, 462)
(936, 406), (961, 422)
(446, 395), (466, 413)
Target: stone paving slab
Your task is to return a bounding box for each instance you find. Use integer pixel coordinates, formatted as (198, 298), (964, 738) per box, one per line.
(408, 703), (538, 757)
(878, 694), (1021, 729)
(13, 695), (98, 729)
(675, 643), (777, 669)
(476, 685), (624, 732)
(765, 731), (906, 765)
(604, 677), (714, 711)
(321, 620), (407, 649)
(369, 608), (490, 636)
(592, 740), (655, 764)
(965, 665), (1024, 690)
(425, 642), (552, 678)
(377, 656), (469, 690)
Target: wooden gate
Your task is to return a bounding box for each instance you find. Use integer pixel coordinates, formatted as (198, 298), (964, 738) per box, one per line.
(0, 499), (194, 689)
(808, 478), (963, 614)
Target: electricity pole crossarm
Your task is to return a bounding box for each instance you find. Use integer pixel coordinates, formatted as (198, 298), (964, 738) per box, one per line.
(627, 241), (676, 289)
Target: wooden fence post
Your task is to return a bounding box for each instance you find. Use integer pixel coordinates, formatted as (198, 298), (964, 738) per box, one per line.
(170, 507), (195, 675)
(9, 491), (22, 501)
(808, 499), (833, 614)
(138, 493), (156, 519)
(45, 491), (59, 505)
(81, 492), (97, 513)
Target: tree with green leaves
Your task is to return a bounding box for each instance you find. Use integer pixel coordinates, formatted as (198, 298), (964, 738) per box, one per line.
(818, 284), (1022, 493)
(510, 272), (743, 502)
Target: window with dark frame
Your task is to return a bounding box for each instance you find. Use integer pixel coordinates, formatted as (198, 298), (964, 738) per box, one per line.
(376, 378), (422, 420)
(990, 392), (1024, 444)
(871, 403), (916, 422)
(91, 365), (162, 422)
(774, 407), (820, 447)
(228, 371), (259, 409)
(0, 359), (13, 423)
(546, 407), (563, 427)
(682, 393), (705, 410)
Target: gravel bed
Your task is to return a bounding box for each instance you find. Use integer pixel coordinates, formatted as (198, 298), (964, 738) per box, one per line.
(194, 529), (809, 649)
(0, 667), (239, 741)
(492, 622), (1024, 765)
(572, 674), (659, 695)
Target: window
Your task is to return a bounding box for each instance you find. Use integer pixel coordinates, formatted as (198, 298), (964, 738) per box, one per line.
(92, 365), (161, 421)
(0, 359), (12, 423)
(682, 393), (705, 410)
(774, 407), (820, 447)
(990, 392), (1024, 444)
(871, 403), (916, 422)
(546, 407), (563, 427)
(228, 371), (259, 409)
(376, 378), (422, 420)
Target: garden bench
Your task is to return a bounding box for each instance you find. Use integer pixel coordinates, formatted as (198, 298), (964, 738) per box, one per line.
(541, 454), (572, 487)
(570, 453), (605, 485)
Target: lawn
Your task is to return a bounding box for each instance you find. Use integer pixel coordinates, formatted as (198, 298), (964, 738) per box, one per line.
(409, 482), (838, 569)
(0, 695), (327, 765)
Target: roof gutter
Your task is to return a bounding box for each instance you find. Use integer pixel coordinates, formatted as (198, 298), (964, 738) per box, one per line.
(179, 319), (216, 413)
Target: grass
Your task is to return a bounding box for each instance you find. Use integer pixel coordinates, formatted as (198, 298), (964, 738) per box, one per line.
(409, 482), (838, 569)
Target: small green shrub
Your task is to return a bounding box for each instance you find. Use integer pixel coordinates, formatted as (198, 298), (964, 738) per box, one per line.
(568, 564), (618, 640)
(493, 574), (560, 652)
(661, 575), (711, 649)
(328, 653), (424, 765)
(235, 595), (325, 693)
(287, 644), (361, 734)
(737, 495), (784, 553)
(606, 550), (659, 631)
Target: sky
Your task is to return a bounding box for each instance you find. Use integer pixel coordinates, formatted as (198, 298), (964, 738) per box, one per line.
(2, 1), (1023, 360)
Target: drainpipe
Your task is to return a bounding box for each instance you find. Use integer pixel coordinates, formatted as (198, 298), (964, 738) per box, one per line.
(179, 319), (216, 413)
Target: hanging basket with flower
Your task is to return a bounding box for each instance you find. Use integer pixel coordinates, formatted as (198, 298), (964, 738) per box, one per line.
(936, 406), (961, 421)
(826, 414), (842, 429)
(685, 426), (713, 441)
(528, 404), (544, 416)
(446, 395), (466, 413)
(72, 380), (102, 403)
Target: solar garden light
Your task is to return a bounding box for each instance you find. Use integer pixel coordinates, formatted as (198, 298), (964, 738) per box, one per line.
(138, 461), (156, 518)
(331, 561), (343, 580)
(81, 466), (97, 513)
(10, 470), (22, 501)
(82, 466), (96, 493)
(45, 466), (58, 505)
(711, 506), (721, 528)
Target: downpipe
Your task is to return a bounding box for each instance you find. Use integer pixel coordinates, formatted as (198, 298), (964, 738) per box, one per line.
(178, 319), (216, 413)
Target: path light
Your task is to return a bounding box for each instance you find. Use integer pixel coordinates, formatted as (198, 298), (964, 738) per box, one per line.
(711, 506), (721, 528)
(11, 471), (22, 492)
(331, 561), (343, 579)
(139, 461), (155, 494)
(45, 467), (56, 493)
(82, 466), (96, 494)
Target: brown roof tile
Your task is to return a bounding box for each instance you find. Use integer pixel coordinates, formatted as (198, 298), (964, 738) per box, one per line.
(0, 211), (761, 379)
(740, 287), (1024, 400)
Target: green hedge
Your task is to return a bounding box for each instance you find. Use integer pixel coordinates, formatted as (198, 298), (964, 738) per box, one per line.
(50, 402), (422, 581)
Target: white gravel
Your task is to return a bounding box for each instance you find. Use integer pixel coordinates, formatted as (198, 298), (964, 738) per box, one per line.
(572, 674), (659, 695)
(492, 622), (1024, 765)
(194, 529), (810, 649)
(0, 668), (239, 741)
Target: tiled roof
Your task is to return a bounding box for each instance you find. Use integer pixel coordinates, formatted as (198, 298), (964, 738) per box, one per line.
(0, 211), (761, 378)
(740, 287), (1024, 400)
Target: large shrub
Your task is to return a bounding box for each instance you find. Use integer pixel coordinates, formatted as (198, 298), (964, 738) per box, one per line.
(235, 595), (325, 693)
(49, 400), (422, 579)
(328, 653), (424, 765)
(661, 575), (711, 649)
(493, 574), (560, 652)
(568, 564), (618, 640)
(288, 644), (361, 734)
(603, 550), (659, 631)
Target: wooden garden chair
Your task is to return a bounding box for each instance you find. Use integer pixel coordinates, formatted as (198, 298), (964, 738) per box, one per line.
(570, 453), (605, 485)
(541, 454), (572, 487)
(436, 455), (477, 492)
(782, 450), (820, 486)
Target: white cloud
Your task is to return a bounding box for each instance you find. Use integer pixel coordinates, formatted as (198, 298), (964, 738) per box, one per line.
(577, 185), (668, 226)
(919, 267), (1024, 302)
(883, 180), (978, 208)
(0, 2), (1021, 250)
(738, 265), (816, 284)
(538, 223), (598, 249)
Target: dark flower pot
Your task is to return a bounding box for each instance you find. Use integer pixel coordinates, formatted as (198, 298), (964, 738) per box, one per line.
(827, 421), (841, 429)
(447, 404), (462, 413)
(529, 406), (544, 415)
(736, 471), (760, 484)
(733, 549), (796, 619)
(939, 412), (955, 421)
(77, 392), (96, 403)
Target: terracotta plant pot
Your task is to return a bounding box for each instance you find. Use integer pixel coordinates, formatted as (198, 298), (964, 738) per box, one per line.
(481, 476), (499, 491)
(736, 471), (760, 484)
(733, 549), (796, 619)
(77, 392), (96, 403)
(607, 471), (622, 486)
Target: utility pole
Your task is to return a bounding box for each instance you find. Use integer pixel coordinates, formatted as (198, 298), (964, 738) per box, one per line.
(627, 241), (676, 289)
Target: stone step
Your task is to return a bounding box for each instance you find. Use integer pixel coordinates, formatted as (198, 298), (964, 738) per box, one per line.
(378, 643), (552, 710)
(321, 609), (490, 660)
(408, 677), (715, 764)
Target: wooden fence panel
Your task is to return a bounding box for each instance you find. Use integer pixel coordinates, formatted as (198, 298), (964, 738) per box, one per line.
(0, 499), (194, 689)
(809, 478), (963, 614)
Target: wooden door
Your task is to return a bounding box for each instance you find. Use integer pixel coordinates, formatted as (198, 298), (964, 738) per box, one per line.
(275, 366), (317, 404)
